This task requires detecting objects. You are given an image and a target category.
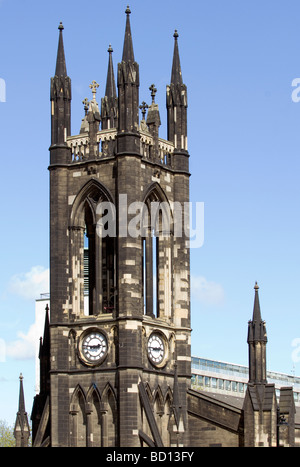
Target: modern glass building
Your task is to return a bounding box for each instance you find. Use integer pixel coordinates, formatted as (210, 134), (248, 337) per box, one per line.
(191, 356), (300, 406)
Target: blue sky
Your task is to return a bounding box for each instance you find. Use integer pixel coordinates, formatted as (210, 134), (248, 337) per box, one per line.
(0, 0), (300, 426)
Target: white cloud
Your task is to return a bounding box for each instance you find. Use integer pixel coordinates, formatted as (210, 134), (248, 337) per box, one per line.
(9, 266), (49, 301)
(6, 322), (38, 360)
(191, 275), (225, 306)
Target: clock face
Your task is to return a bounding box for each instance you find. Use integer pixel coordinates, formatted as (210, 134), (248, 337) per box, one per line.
(147, 333), (166, 365)
(80, 331), (107, 364)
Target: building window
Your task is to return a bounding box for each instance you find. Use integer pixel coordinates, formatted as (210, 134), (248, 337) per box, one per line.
(142, 233), (159, 317)
(198, 375), (203, 387)
(81, 194), (116, 316)
(142, 191), (172, 319)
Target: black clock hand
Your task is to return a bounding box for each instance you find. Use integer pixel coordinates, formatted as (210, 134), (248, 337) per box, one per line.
(83, 344), (102, 349)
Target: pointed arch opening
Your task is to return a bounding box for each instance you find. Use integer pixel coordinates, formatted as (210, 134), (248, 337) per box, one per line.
(70, 385), (87, 447)
(153, 386), (164, 436)
(102, 383), (118, 447)
(162, 390), (172, 446)
(141, 184), (173, 319)
(70, 180), (117, 317)
(86, 384), (102, 447)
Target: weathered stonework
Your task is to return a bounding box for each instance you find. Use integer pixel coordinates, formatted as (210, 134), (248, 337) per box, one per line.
(28, 8), (298, 449)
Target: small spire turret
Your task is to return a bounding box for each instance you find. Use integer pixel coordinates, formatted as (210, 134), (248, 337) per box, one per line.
(122, 6), (134, 62)
(171, 30), (183, 85)
(166, 30), (188, 169)
(55, 22), (67, 77)
(50, 22), (72, 164)
(117, 6), (140, 153)
(101, 45), (118, 130)
(247, 283), (268, 384)
(14, 374), (30, 447)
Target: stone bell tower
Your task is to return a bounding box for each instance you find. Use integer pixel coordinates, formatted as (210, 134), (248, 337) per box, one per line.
(31, 6), (191, 447)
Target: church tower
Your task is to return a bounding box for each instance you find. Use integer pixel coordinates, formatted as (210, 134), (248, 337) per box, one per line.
(31, 7), (191, 447)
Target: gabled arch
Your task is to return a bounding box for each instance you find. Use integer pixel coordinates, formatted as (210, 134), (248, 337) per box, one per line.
(161, 388), (173, 446)
(164, 387), (173, 407)
(70, 178), (115, 228)
(86, 383), (103, 447)
(101, 382), (118, 447)
(87, 383), (102, 405)
(141, 182), (173, 235)
(153, 385), (164, 414)
(70, 384), (87, 406)
(102, 382), (117, 404)
(144, 383), (153, 403)
(142, 181), (170, 205)
(69, 384), (87, 447)
(153, 385), (164, 440)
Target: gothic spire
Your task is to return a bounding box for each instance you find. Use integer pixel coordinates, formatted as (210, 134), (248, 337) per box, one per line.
(55, 22), (67, 77)
(50, 22), (71, 162)
(105, 45), (117, 98)
(122, 6), (135, 62)
(247, 283), (267, 384)
(171, 30), (183, 85)
(117, 5), (139, 144)
(18, 373), (26, 414)
(14, 374), (30, 447)
(39, 304), (51, 395)
(102, 45), (118, 130)
(253, 282), (262, 323)
(166, 30), (188, 158)
(41, 304), (50, 356)
(248, 282), (267, 343)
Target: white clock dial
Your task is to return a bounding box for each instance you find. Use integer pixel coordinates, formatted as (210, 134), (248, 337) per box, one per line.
(81, 331), (107, 363)
(148, 333), (165, 365)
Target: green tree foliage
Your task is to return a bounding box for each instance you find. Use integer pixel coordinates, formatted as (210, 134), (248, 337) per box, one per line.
(0, 420), (15, 447)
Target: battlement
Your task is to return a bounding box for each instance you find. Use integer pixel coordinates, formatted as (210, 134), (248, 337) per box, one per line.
(67, 128), (175, 167)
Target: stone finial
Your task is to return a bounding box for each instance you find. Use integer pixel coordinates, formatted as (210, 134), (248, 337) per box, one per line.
(82, 97), (89, 115)
(139, 101), (148, 120)
(149, 84), (157, 104)
(89, 80), (99, 101)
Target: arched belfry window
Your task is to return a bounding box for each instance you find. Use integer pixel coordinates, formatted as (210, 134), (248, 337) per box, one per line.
(142, 186), (173, 319)
(71, 181), (117, 317)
